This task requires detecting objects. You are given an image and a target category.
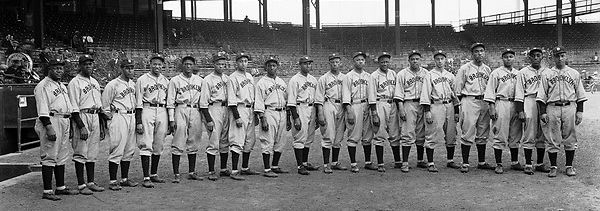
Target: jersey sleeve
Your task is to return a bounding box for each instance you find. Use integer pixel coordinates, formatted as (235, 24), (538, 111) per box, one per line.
(166, 79), (177, 120)
(367, 74), (376, 104)
(454, 65), (466, 97)
(393, 71), (405, 101)
(67, 79), (81, 113)
(419, 73), (432, 105)
(199, 79), (211, 108)
(536, 72), (549, 104)
(101, 82), (115, 114)
(254, 80), (266, 113)
(575, 71), (587, 103)
(314, 76), (325, 105)
(227, 75), (239, 106)
(514, 71), (526, 102)
(34, 83), (50, 117)
(341, 75), (351, 104)
(135, 78), (144, 109)
(286, 77), (297, 107)
(483, 71), (498, 103)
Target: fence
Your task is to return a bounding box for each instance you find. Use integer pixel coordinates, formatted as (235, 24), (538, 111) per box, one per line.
(16, 94), (38, 152)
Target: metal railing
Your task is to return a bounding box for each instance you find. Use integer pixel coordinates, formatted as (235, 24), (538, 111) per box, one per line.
(16, 94), (39, 152)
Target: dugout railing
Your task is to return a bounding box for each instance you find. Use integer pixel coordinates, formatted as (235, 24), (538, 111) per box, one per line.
(15, 94), (38, 152)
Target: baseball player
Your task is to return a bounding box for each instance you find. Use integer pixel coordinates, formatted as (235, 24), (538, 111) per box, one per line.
(101, 59), (138, 191)
(369, 52), (399, 172)
(254, 56), (289, 178)
(515, 48), (551, 175)
(135, 54), (169, 188)
(394, 50), (428, 173)
(227, 52), (259, 180)
(454, 43), (494, 173)
(344, 52), (378, 173)
(35, 58), (79, 201)
(537, 46), (586, 177)
(287, 56), (321, 175)
(483, 49), (522, 174)
(67, 55), (105, 195)
(315, 53), (352, 174)
(420, 50), (461, 172)
(200, 54), (231, 181)
(166, 56), (204, 183)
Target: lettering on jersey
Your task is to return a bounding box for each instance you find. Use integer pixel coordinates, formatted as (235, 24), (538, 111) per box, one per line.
(406, 76), (423, 87)
(239, 79), (252, 88)
(351, 78), (369, 87)
(118, 87), (135, 98)
(52, 87), (68, 97)
(177, 84), (202, 94)
(548, 74), (576, 87)
(326, 79), (342, 90)
(498, 73), (517, 83)
(525, 75), (540, 87)
(82, 83), (99, 95)
(468, 72), (489, 81)
(146, 83), (167, 93)
(432, 76), (453, 86)
(266, 83), (286, 96)
(214, 81), (226, 91)
(378, 79), (396, 90)
(300, 81), (316, 90)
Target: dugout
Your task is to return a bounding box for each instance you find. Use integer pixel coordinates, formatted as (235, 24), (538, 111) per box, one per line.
(0, 84), (38, 155)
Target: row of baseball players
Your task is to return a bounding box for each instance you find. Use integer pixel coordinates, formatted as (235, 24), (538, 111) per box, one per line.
(33, 42), (586, 201)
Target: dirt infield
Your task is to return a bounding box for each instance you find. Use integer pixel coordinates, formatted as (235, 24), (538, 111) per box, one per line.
(1, 95), (599, 211)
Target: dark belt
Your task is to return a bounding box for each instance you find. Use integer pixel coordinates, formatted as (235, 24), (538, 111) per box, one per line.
(325, 98), (342, 103)
(178, 104), (200, 108)
(80, 108), (101, 114)
(433, 100), (451, 104)
(209, 101), (228, 106)
(49, 113), (71, 118)
(467, 95), (484, 100)
(145, 103), (166, 108)
(376, 98), (394, 103)
(405, 98), (420, 102)
(113, 110), (136, 114)
(351, 99), (367, 104)
(548, 101), (571, 106)
(266, 106), (286, 111)
(238, 103), (253, 108)
(296, 102), (314, 106)
(496, 97), (515, 101)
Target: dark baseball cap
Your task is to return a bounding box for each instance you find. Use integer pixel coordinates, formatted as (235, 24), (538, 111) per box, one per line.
(120, 59), (135, 67)
(553, 46), (566, 55)
(470, 43), (485, 51)
(182, 55), (196, 63)
(149, 54), (165, 62)
(328, 53), (341, 61)
(265, 56), (279, 65)
(433, 50), (446, 58)
(236, 52), (251, 61)
(78, 54), (94, 63)
(212, 54), (227, 62)
(528, 47), (543, 55)
(48, 58), (66, 66)
(377, 52), (391, 60)
(299, 56), (313, 63)
(352, 51), (367, 59)
(408, 50), (421, 58)
(501, 48), (516, 56)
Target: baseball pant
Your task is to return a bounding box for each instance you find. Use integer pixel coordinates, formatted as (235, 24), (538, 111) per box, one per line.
(228, 105), (256, 154)
(400, 101), (425, 146)
(258, 108), (287, 154)
(291, 104), (316, 149)
(137, 107), (168, 156)
(35, 117), (71, 166)
(72, 113), (100, 163)
(346, 102), (371, 147)
(459, 96), (490, 146)
(205, 105), (230, 155)
(521, 96), (546, 149)
(108, 113), (136, 163)
(320, 101), (346, 149)
(172, 106), (202, 155)
(542, 104), (578, 153)
(370, 101), (399, 146)
(424, 102), (456, 149)
(491, 100), (522, 150)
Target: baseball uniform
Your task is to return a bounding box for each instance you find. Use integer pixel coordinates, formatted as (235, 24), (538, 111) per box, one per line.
(515, 66), (548, 149)
(370, 67), (399, 169)
(199, 72), (230, 158)
(135, 72), (169, 157)
(315, 71), (350, 151)
(394, 67), (427, 147)
(287, 70), (318, 172)
(484, 66), (521, 151)
(255, 74), (288, 173)
(227, 70), (256, 156)
(454, 61), (491, 146)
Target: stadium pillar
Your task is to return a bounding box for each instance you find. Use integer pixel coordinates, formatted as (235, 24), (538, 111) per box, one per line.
(133, 0), (139, 18)
(477, 0), (482, 27)
(315, 0), (320, 31)
(263, 0), (268, 27)
(394, 0), (400, 55)
(431, 0), (435, 27)
(152, 0), (165, 52)
(181, 0), (186, 21)
(229, 0), (233, 21)
(570, 0), (576, 25)
(302, 0), (310, 55)
(259, 0), (262, 25)
(385, 0), (389, 28)
(523, 0), (529, 25)
(33, 0), (44, 48)
(557, 0), (563, 46)
(223, 0), (229, 21)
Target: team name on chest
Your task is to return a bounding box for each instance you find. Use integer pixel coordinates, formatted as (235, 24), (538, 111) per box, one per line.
(118, 87), (135, 98)
(432, 76), (452, 85)
(352, 78), (368, 87)
(239, 79), (252, 88)
(82, 83), (99, 95)
(406, 76), (423, 87)
(214, 81), (226, 91)
(468, 72), (489, 81)
(52, 87), (68, 96)
(177, 84), (201, 94)
(326, 79), (342, 89)
(525, 74), (540, 86)
(499, 73), (516, 83)
(146, 83), (167, 93)
(378, 79), (395, 90)
(266, 83), (286, 95)
(300, 81), (316, 90)
(548, 74), (575, 87)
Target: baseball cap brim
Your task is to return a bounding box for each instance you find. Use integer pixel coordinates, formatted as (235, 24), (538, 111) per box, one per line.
(265, 59), (279, 65)
(299, 58), (313, 63)
(328, 55), (341, 61)
(182, 56), (196, 63)
(470, 43), (485, 51)
(378, 54), (391, 60)
(353, 52), (367, 59)
(501, 49), (516, 56)
(409, 52), (422, 58)
(150, 56), (165, 62)
(528, 48), (543, 55)
(213, 55), (227, 62)
(236, 54), (250, 61)
(433, 52), (446, 58)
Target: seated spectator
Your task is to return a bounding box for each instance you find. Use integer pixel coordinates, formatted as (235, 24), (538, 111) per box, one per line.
(593, 52), (599, 63)
(5, 40), (20, 55)
(2, 34), (13, 48)
(244, 15), (250, 24)
(4, 57), (39, 84)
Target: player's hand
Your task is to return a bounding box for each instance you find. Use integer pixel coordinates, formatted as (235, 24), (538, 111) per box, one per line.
(489, 107), (498, 121)
(168, 121), (177, 134)
(79, 127), (89, 141)
(518, 111), (526, 122)
(254, 115), (260, 126)
(100, 127), (106, 140)
(235, 118), (243, 128)
(286, 117), (292, 131)
(346, 111), (355, 125)
(136, 123), (144, 134)
(206, 121), (215, 132)
(425, 111), (433, 124)
(317, 114), (326, 130)
(260, 117), (269, 131)
(372, 114), (380, 127)
(398, 108), (407, 122)
(540, 114), (549, 124)
(454, 113), (460, 122)
(575, 111), (583, 125)
(293, 118), (301, 131)
(46, 125), (57, 142)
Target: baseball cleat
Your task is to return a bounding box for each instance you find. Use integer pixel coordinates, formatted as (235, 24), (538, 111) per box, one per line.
(142, 180), (155, 188)
(263, 170), (279, 178)
(495, 164), (504, 174)
(377, 165), (386, 172)
(477, 163), (496, 170)
(87, 183), (105, 192)
(460, 164), (469, 173)
(524, 165), (534, 175)
(271, 168), (289, 174)
(535, 164), (551, 173)
(207, 172), (219, 181)
(393, 162), (403, 169)
(188, 172), (204, 180)
(323, 165), (333, 174)
(548, 167), (558, 177)
(304, 163), (320, 171)
(78, 186), (93, 195)
(172, 174), (180, 183)
(120, 179), (138, 187)
(229, 172), (245, 180)
(42, 192), (61, 201)
(510, 163), (524, 171)
(364, 163), (379, 171)
(109, 182), (122, 191)
(350, 165), (359, 173)
(297, 166), (310, 175)
(565, 167), (577, 176)
(219, 170), (231, 177)
(417, 161), (428, 169)
(150, 175), (166, 183)
(55, 187), (79, 195)
(330, 163), (347, 171)
(446, 162), (461, 169)
(427, 165), (439, 172)
(400, 163), (410, 173)
(241, 169), (261, 175)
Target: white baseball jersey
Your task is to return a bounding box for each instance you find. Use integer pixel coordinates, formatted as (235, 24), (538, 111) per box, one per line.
(420, 68), (456, 105)
(166, 73), (204, 119)
(394, 67), (428, 101)
(102, 77), (136, 112)
(454, 61), (491, 97)
(227, 70), (255, 106)
(483, 66), (518, 103)
(314, 71), (350, 105)
(371, 68), (397, 100)
(537, 66), (587, 104)
(255, 76), (287, 112)
(136, 72), (169, 108)
(199, 72), (229, 108)
(35, 77), (73, 117)
(515, 66), (548, 102)
(287, 72), (317, 106)
(67, 74), (102, 112)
